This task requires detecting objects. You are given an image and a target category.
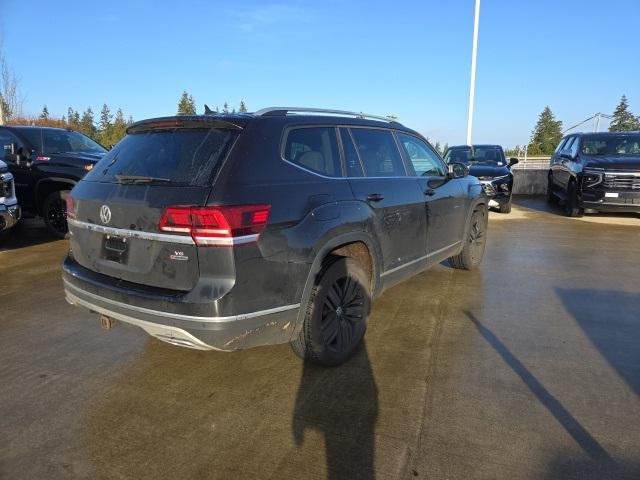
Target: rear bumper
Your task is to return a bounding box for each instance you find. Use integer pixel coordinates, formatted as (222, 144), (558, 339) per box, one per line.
(0, 202), (21, 231)
(62, 258), (299, 351)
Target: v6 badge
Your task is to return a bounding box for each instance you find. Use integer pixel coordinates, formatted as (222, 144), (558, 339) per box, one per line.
(170, 251), (189, 261)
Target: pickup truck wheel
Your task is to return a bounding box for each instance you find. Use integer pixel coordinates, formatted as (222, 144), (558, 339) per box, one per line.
(448, 208), (487, 270)
(43, 190), (70, 239)
(564, 182), (584, 218)
(498, 200), (512, 214)
(291, 257), (371, 366)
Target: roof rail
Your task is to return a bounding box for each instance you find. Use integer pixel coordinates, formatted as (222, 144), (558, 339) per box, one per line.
(254, 107), (400, 124)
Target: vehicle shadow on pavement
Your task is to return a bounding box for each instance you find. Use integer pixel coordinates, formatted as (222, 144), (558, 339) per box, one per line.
(464, 310), (611, 462)
(292, 344), (378, 480)
(556, 288), (640, 396)
(542, 453), (640, 480)
(0, 219), (59, 251)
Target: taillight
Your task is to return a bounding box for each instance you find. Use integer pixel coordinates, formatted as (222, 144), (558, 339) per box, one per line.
(159, 205), (271, 247)
(66, 195), (76, 220)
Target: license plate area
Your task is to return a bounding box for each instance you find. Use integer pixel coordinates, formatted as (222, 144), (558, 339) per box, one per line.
(102, 235), (129, 263)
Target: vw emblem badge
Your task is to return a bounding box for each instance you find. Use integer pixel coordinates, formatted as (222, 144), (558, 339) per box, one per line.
(99, 205), (112, 224)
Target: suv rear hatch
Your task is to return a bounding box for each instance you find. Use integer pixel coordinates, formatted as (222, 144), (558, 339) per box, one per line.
(67, 117), (243, 291)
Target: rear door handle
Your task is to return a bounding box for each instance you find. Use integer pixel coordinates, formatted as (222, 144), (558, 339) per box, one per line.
(366, 193), (384, 202)
(424, 189), (436, 196)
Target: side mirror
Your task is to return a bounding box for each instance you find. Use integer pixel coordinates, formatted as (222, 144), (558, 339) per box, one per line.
(560, 150), (573, 160)
(447, 162), (469, 179)
(509, 157), (519, 167)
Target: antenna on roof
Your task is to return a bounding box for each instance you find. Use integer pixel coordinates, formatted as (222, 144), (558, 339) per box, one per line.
(204, 104), (213, 115)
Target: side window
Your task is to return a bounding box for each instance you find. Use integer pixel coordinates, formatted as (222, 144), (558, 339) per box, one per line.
(569, 137), (580, 157)
(0, 130), (20, 161)
(350, 128), (406, 177)
(339, 128), (363, 177)
(554, 137), (568, 154)
(283, 127), (341, 177)
(396, 132), (445, 176)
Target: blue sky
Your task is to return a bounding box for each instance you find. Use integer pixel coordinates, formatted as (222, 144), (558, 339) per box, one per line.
(2, 0), (639, 147)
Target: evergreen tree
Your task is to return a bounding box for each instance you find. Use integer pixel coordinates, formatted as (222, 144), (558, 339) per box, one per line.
(529, 106), (563, 155)
(442, 143), (449, 155)
(609, 95), (640, 131)
(97, 104), (113, 146)
(110, 108), (127, 146)
(434, 141), (442, 155)
(40, 105), (49, 120)
(239, 100), (247, 113)
(80, 107), (97, 139)
(222, 101), (229, 113)
(177, 91), (196, 115)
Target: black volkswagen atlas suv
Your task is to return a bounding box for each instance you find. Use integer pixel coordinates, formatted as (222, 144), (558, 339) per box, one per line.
(444, 144), (517, 213)
(62, 108), (487, 366)
(547, 131), (640, 216)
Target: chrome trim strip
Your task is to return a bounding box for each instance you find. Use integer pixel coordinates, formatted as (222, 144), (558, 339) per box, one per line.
(602, 171), (640, 176)
(65, 291), (219, 351)
(68, 218), (195, 245)
(380, 241), (461, 277)
(194, 234), (259, 246)
(63, 279), (300, 323)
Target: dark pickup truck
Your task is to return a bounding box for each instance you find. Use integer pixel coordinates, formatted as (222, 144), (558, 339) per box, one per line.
(547, 131), (640, 216)
(0, 125), (107, 237)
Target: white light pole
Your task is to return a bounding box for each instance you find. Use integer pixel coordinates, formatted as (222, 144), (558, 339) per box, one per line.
(466, 0), (481, 145)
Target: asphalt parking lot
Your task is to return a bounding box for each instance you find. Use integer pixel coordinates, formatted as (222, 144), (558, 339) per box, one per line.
(1, 197), (639, 480)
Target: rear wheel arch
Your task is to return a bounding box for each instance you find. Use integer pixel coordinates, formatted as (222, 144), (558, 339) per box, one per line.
(35, 178), (76, 215)
(294, 233), (381, 334)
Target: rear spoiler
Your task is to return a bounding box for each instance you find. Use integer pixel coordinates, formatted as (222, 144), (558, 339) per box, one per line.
(127, 116), (244, 134)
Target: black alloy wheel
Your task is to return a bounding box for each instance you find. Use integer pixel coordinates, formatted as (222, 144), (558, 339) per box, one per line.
(43, 190), (70, 239)
(290, 257), (371, 366)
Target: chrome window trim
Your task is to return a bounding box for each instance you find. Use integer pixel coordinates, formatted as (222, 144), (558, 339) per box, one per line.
(63, 279), (300, 324)
(380, 241), (461, 277)
(279, 124), (429, 180)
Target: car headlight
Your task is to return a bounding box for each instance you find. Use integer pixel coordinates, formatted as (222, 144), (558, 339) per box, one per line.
(582, 169), (603, 187)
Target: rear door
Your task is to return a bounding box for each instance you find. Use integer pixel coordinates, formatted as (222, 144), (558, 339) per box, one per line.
(343, 127), (427, 273)
(396, 132), (466, 254)
(68, 122), (240, 291)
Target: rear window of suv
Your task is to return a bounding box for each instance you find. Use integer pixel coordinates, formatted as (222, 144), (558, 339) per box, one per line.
(84, 128), (239, 186)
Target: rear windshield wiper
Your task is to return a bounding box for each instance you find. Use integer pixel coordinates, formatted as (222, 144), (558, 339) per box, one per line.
(115, 175), (172, 184)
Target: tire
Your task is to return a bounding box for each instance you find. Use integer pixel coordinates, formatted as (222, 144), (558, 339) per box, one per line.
(546, 175), (557, 204)
(291, 256), (371, 367)
(498, 200), (512, 214)
(43, 190), (70, 239)
(564, 182), (584, 218)
(448, 208), (488, 270)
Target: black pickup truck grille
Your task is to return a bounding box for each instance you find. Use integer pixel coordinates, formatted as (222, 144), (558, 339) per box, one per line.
(603, 173), (640, 190)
